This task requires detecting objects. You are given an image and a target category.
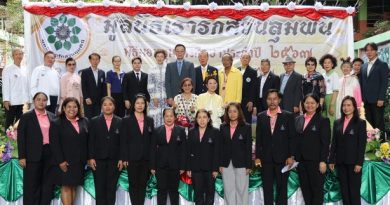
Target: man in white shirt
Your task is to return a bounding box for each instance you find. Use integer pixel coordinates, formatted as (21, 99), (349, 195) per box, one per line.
(2, 48), (29, 129)
(30, 51), (60, 113)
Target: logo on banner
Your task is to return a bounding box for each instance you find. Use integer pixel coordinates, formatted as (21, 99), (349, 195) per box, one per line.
(37, 14), (89, 60)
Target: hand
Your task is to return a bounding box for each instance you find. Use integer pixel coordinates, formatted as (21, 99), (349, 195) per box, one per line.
(285, 157), (294, 168)
(354, 165), (362, 173)
(59, 161), (69, 173)
(167, 98), (174, 106)
(88, 159), (97, 171)
(180, 170), (185, 175)
(212, 171), (218, 178)
(329, 105), (335, 116)
(19, 159), (26, 168)
(153, 98), (159, 107)
(3, 101), (10, 110)
(187, 171), (192, 178)
(117, 160), (123, 171)
(125, 100), (131, 109)
(246, 102), (253, 112)
(85, 98), (92, 105)
(246, 169), (252, 175)
(219, 167), (223, 173)
(190, 106), (196, 113)
(329, 164), (335, 171)
(172, 103), (177, 110)
(123, 161), (129, 168)
(255, 159), (262, 167)
(377, 100), (384, 107)
(293, 107), (299, 113)
(319, 162), (327, 174)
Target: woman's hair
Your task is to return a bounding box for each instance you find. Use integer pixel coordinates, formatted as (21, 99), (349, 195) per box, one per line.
(305, 57), (317, 67)
(163, 107), (176, 118)
(340, 57), (353, 68)
(340, 96), (359, 122)
(131, 94), (148, 115)
(319, 54), (338, 69)
(32, 92), (48, 101)
(131, 56), (142, 64)
(180, 78), (193, 93)
(60, 97), (82, 118)
(301, 93), (322, 114)
(65, 57), (76, 65)
(112, 55), (121, 62)
(194, 109), (213, 128)
(154, 49), (168, 58)
(224, 102), (246, 125)
(204, 75), (218, 85)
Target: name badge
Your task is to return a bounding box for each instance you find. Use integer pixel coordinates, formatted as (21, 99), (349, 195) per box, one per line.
(246, 77), (251, 83)
(349, 129), (354, 135)
(238, 134), (244, 140)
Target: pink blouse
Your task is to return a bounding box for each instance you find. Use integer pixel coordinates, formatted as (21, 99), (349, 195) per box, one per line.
(67, 117), (80, 133)
(136, 115), (144, 134)
(60, 72), (83, 107)
(35, 109), (50, 145)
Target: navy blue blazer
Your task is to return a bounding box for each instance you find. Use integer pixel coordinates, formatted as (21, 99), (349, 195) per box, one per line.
(361, 58), (389, 103)
(194, 65), (218, 95)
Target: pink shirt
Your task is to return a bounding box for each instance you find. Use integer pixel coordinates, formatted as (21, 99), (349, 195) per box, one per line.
(303, 113), (315, 130)
(104, 115), (113, 130)
(165, 124), (174, 143)
(67, 117), (80, 133)
(60, 72), (83, 107)
(266, 107), (282, 134)
(135, 115), (144, 134)
(230, 123), (237, 139)
(199, 128), (205, 141)
(35, 109), (50, 145)
(343, 117), (352, 134)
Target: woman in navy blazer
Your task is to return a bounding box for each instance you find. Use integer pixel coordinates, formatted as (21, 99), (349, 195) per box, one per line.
(50, 97), (89, 205)
(329, 96), (367, 205)
(295, 94), (331, 205)
(88, 96), (123, 205)
(186, 109), (220, 205)
(219, 102), (252, 205)
(121, 94), (154, 205)
(17, 92), (56, 205)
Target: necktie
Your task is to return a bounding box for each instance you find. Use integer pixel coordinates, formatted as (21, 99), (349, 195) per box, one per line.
(178, 61), (182, 76)
(136, 73), (140, 81)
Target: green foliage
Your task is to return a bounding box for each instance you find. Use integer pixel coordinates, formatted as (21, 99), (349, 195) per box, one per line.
(385, 85), (390, 137)
(364, 20), (390, 38)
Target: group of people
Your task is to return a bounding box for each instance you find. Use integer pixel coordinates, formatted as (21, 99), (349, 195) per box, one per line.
(1, 41), (388, 205)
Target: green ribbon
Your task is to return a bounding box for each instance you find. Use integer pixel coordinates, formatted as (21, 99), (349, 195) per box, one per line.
(1, 159), (390, 204)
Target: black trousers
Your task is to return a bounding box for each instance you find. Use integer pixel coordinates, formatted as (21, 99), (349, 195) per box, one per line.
(84, 101), (101, 119)
(337, 164), (362, 205)
(127, 160), (149, 205)
(111, 93), (125, 117)
(23, 145), (54, 205)
(46, 96), (58, 114)
(364, 102), (385, 140)
(156, 168), (180, 205)
(92, 159), (120, 205)
(297, 161), (324, 205)
(4, 104), (23, 129)
(262, 163), (289, 205)
(192, 171), (215, 205)
(241, 102), (252, 124)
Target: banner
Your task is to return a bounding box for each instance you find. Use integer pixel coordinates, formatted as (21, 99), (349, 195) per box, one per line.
(24, 5), (354, 74)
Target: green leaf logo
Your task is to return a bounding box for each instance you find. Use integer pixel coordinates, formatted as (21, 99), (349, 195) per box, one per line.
(44, 14), (84, 51)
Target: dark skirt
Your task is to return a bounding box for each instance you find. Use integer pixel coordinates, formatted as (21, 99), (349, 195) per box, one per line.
(53, 163), (85, 186)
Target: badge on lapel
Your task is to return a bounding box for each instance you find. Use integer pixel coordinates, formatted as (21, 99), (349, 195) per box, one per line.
(148, 126), (152, 133)
(280, 125), (286, 131)
(311, 125), (317, 131)
(208, 138), (213, 143)
(100, 78), (104, 83)
(246, 77), (251, 83)
(349, 129), (354, 135)
(176, 136), (181, 142)
(190, 154), (195, 157)
(238, 134), (244, 140)
(115, 129), (120, 134)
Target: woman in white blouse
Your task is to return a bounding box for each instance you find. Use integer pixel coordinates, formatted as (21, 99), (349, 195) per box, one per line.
(196, 76), (225, 129)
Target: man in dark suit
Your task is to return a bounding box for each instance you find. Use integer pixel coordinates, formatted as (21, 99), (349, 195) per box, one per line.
(150, 108), (186, 205)
(122, 57), (150, 111)
(254, 59), (280, 113)
(80, 53), (106, 119)
(165, 44), (196, 106)
(280, 56), (303, 114)
(238, 53), (257, 123)
(17, 103), (56, 205)
(361, 43), (389, 139)
(194, 50), (218, 95)
(255, 89), (295, 205)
